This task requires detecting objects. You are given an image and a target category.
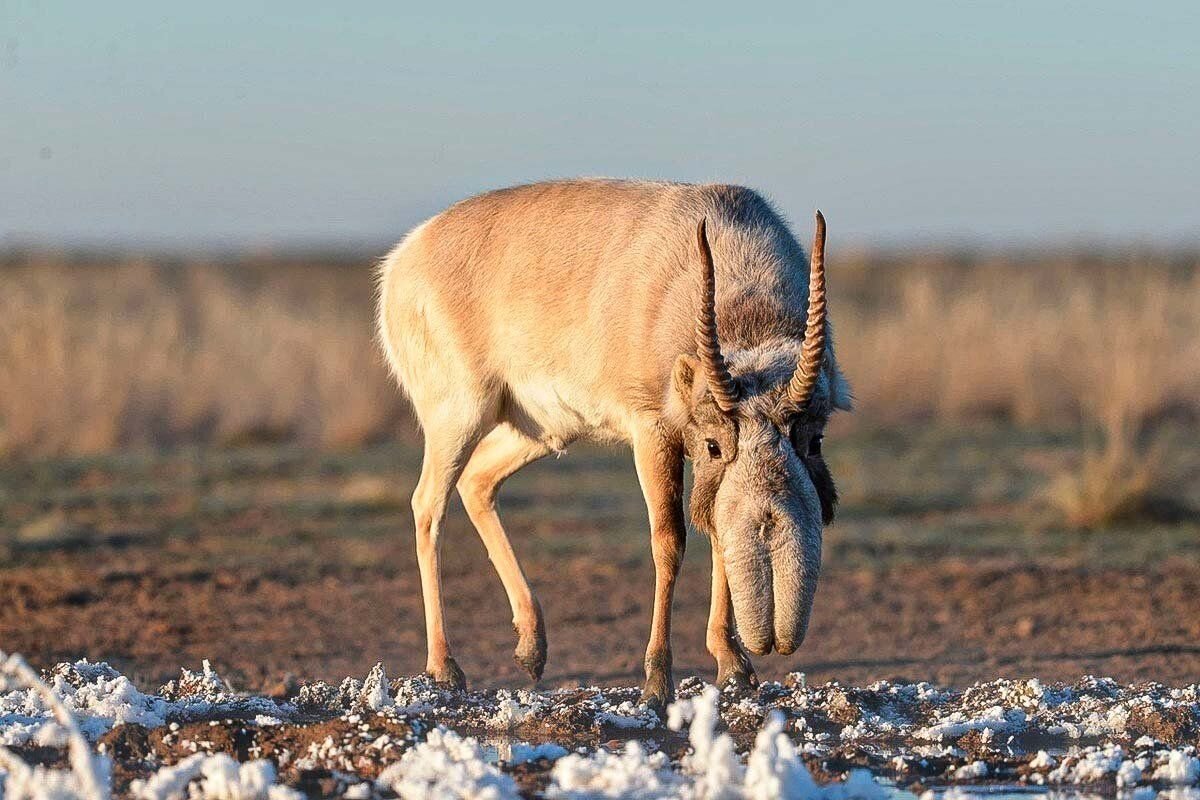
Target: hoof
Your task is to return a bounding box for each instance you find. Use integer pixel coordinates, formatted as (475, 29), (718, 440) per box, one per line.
(513, 616), (547, 682)
(426, 657), (467, 690)
(717, 664), (759, 692)
(639, 659), (674, 712)
(639, 680), (673, 713)
(715, 645), (758, 690)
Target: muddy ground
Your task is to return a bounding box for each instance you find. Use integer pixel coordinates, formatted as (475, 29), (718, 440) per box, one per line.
(3, 424), (1198, 692)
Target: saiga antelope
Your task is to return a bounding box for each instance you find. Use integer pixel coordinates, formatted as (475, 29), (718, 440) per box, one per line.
(377, 179), (851, 705)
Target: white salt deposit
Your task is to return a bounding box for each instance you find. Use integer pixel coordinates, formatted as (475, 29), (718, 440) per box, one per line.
(489, 689), (544, 729)
(549, 684), (893, 800)
(915, 707), (1027, 741)
(358, 663), (391, 712)
(594, 700), (659, 730)
(3, 657), (1199, 799)
(129, 754), (302, 800)
(500, 742), (569, 765)
(1, 662), (170, 744)
(0, 755), (100, 800)
(1, 660), (293, 749)
(375, 728), (519, 800)
(1117, 758), (1144, 788)
(1155, 750), (1200, 786)
(548, 741), (681, 799)
(743, 712), (820, 800)
(951, 761), (987, 780)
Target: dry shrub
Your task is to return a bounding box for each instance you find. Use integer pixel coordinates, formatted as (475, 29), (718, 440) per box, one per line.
(1041, 411), (1163, 530)
(1037, 322), (1194, 530)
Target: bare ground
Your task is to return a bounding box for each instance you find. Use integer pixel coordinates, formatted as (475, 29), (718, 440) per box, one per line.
(5, 549), (1200, 693)
(2, 426), (1199, 691)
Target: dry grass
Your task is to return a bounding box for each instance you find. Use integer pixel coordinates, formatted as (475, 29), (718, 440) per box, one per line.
(1040, 409), (1164, 529)
(834, 249), (1200, 427)
(1, 248), (1198, 457)
(0, 253), (405, 455)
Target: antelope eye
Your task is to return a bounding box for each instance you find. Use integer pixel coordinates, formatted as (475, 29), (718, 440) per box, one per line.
(705, 439), (722, 459)
(807, 434), (823, 457)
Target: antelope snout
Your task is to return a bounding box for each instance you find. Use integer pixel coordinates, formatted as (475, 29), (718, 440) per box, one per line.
(721, 511), (820, 657)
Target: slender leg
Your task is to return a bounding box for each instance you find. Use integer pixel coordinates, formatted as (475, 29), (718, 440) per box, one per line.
(707, 544), (758, 688)
(457, 424), (551, 681)
(411, 421), (486, 688)
(632, 425), (686, 708)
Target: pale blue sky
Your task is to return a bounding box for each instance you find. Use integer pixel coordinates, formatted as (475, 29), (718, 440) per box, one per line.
(3, 2), (1198, 248)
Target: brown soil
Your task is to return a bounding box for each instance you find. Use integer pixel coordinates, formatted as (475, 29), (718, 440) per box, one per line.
(96, 714), (417, 795)
(4, 546), (1199, 693)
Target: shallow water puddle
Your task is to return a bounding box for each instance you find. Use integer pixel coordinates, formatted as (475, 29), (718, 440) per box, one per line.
(910, 787), (1088, 800)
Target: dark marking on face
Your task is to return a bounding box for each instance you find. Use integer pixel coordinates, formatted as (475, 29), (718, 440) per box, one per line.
(673, 351), (841, 536)
(689, 458), (720, 536)
(803, 454), (838, 525)
(788, 424), (836, 525)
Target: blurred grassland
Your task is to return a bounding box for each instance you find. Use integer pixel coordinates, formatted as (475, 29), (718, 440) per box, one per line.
(2, 425), (1197, 573)
(1, 248), (1198, 457)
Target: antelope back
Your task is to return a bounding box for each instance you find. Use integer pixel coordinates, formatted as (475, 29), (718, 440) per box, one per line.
(376, 179), (840, 437)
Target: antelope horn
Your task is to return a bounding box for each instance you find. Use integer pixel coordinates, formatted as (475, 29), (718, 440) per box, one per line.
(785, 210), (828, 409)
(695, 218), (739, 413)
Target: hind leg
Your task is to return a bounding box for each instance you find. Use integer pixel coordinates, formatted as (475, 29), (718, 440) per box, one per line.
(411, 412), (489, 688)
(457, 424), (551, 681)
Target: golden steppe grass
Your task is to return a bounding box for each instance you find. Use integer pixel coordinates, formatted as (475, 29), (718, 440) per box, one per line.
(0, 254), (402, 454)
(2, 249), (1197, 472)
(835, 250), (1200, 426)
(837, 249), (1200, 528)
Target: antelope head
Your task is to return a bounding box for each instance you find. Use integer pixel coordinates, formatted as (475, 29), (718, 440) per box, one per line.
(671, 212), (847, 656)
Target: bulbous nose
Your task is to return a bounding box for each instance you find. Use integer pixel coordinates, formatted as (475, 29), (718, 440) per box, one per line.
(744, 632), (774, 657)
(724, 507), (819, 658)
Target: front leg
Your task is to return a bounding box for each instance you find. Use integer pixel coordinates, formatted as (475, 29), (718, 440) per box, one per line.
(707, 544), (757, 688)
(631, 425), (686, 709)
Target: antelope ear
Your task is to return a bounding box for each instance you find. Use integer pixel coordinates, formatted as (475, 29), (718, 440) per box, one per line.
(670, 354), (699, 417)
(827, 355), (853, 412)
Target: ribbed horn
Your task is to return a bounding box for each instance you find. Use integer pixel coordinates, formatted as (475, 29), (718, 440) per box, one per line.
(785, 210), (828, 409)
(695, 218), (739, 413)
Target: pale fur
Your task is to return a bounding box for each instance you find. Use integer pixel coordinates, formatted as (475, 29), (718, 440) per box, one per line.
(378, 180), (848, 448)
(376, 179), (850, 699)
